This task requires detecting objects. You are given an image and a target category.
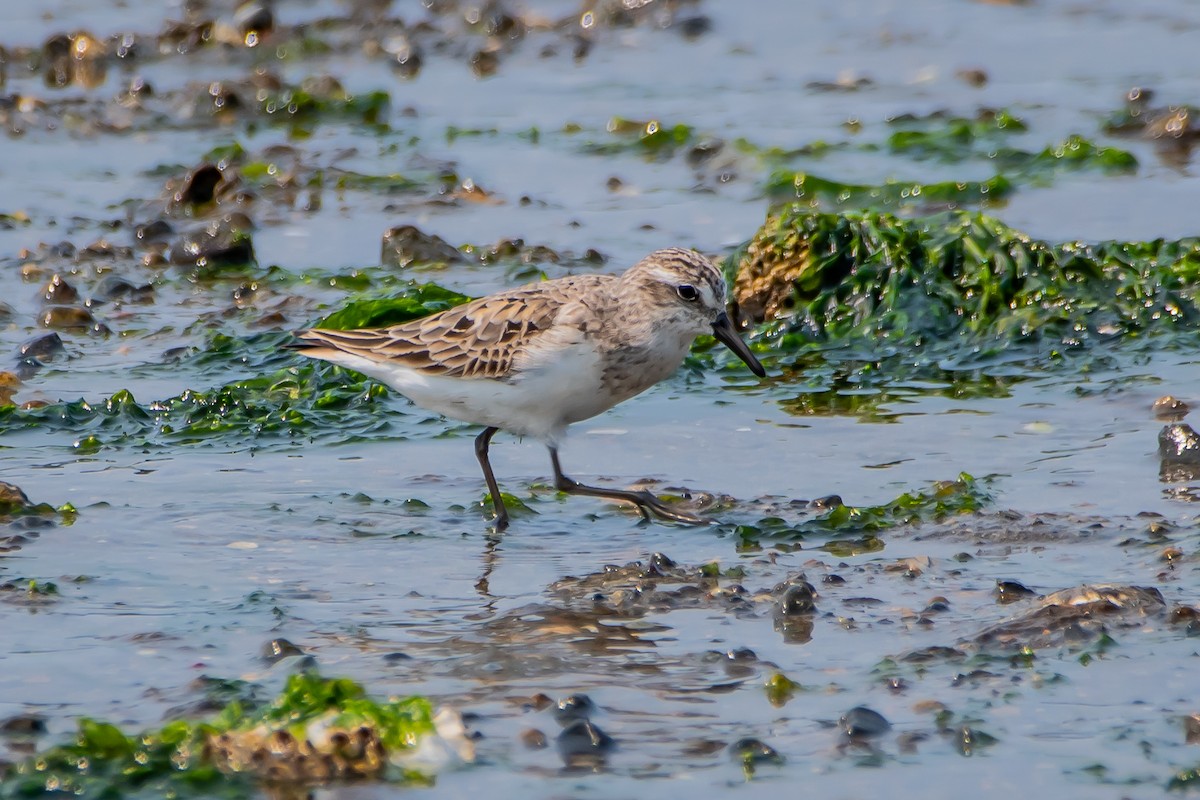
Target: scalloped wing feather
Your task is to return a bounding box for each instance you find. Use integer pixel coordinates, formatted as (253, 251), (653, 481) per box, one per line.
(295, 275), (611, 380)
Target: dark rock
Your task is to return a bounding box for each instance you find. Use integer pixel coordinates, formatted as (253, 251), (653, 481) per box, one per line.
(1127, 86), (1155, 108)
(685, 138), (724, 167)
(956, 68), (989, 88)
(994, 579), (1037, 604)
(40, 306), (108, 334)
(953, 725), (997, 755)
(0, 714), (46, 736)
(553, 694), (596, 724)
(48, 241), (76, 259)
(900, 645), (967, 663)
(79, 240), (130, 261)
(674, 15), (712, 39)
(136, 219), (174, 242)
(114, 33), (138, 60)
(810, 494), (842, 509)
(470, 49), (500, 78)
(571, 34), (591, 61)
(261, 638), (304, 664)
(380, 225), (463, 268)
(42, 34), (73, 87)
(19, 332), (63, 360)
(92, 275), (153, 304)
(778, 582), (817, 615)
(175, 164), (224, 206)
(13, 360), (42, 380)
(725, 647), (757, 663)
(40, 274), (78, 304)
(923, 596), (951, 613)
(478, 239), (562, 265)
(728, 737), (781, 764)
(1160, 423), (1200, 461)
(480, 7), (525, 39)
(520, 728), (547, 749)
(169, 218), (255, 268)
(649, 552), (676, 571)
(556, 720), (614, 766)
(234, 1), (274, 38)
(838, 706), (891, 739)
(204, 81), (243, 113)
(0, 482), (33, 513)
(386, 37), (422, 78)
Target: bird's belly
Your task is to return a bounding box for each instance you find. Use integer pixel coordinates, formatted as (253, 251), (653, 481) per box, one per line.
(310, 339), (682, 445)
(328, 345), (612, 444)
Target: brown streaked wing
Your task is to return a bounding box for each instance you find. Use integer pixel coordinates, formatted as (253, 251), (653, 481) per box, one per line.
(295, 277), (606, 379)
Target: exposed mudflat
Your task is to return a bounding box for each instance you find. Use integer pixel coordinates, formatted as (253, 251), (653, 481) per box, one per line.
(3, 0), (1200, 797)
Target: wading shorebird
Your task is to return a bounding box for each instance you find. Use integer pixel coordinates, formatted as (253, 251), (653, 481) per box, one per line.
(291, 247), (765, 529)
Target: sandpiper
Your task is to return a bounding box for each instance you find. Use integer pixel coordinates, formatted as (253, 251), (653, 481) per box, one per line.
(291, 247), (765, 529)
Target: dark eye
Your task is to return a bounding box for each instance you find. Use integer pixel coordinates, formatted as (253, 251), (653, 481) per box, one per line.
(676, 284), (699, 302)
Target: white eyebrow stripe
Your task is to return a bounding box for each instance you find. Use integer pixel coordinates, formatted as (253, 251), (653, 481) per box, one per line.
(647, 267), (686, 285)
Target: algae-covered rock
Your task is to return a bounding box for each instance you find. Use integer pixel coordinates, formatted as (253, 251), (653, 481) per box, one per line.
(0, 673), (464, 798)
(730, 208), (1200, 346)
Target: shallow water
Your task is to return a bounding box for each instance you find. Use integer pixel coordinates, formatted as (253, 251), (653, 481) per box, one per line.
(3, 0), (1200, 797)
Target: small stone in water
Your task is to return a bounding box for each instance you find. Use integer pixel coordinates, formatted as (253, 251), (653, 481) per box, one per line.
(41, 274), (79, 304)
(556, 719), (614, 763)
(954, 725), (997, 755)
(176, 163), (224, 205)
(0, 713), (47, 735)
(648, 551), (676, 571)
(262, 638), (303, 663)
(778, 582), (817, 615)
(726, 647), (757, 662)
(728, 737), (782, 764)
(520, 728), (548, 749)
(234, 1), (274, 38)
(675, 15), (712, 39)
(1160, 424), (1200, 461)
(1155, 395), (1189, 420)
(470, 49), (500, 78)
(553, 694), (596, 724)
(838, 706), (891, 739)
(380, 225), (463, 268)
(92, 274), (153, 304)
(995, 579), (1037, 604)
(897, 730), (930, 753)
(0, 482), (33, 511)
(136, 219), (173, 242)
(40, 306), (108, 333)
(19, 332), (64, 360)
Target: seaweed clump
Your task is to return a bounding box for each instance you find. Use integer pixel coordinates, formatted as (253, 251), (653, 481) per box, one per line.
(0, 673), (440, 799)
(731, 208), (1200, 354)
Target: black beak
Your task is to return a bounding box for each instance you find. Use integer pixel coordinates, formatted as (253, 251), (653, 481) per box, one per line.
(711, 312), (765, 377)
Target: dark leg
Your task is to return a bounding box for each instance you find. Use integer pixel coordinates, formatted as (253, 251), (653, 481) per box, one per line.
(548, 447), (709, 526)
(475, 427), (509, 530)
